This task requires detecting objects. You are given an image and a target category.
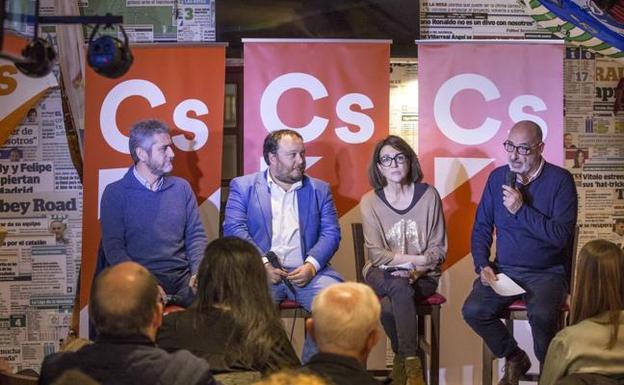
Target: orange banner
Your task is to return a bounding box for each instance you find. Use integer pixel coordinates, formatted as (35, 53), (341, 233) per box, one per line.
(243, 40), (390, 216)
(81, 45), (225, 310)
(418, 42), (565, 270)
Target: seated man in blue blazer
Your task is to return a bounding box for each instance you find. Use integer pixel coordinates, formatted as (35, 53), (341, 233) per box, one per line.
(223, 129), (343, 362)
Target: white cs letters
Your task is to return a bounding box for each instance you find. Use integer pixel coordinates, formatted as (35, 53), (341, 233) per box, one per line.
(260, 73), (328, 142)
(260, 72), (374, 144)
(335, 93), (374, 144)
(433, 73), (549, 145)
(100, 79), (210, 153)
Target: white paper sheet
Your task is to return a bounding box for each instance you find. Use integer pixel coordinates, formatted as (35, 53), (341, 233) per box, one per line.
(490, 273), (526, 296)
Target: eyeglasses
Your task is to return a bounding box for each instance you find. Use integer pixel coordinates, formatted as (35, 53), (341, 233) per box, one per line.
(503, 141), (542, 155)
(379, 153), (408, 167)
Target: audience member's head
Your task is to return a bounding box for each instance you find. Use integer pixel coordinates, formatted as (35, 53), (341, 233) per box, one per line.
(194, 237), (285, 365)
(307, 282), (381, 365)
(252, 370), (328, 385)
(572, 239), (624, 348)
(89, 262), (162, 340)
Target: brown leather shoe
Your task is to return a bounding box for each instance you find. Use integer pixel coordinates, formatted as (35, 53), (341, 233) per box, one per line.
(497, 350), (530, 385)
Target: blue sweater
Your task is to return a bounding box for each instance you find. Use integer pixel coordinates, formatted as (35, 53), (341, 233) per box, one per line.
(100, 168), (208, 294)
(471, 162), (577, 275)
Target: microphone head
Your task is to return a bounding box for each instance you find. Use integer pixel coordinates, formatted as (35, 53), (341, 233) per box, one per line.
(265, 251), (280, 267)
(505, 170), (516, 188)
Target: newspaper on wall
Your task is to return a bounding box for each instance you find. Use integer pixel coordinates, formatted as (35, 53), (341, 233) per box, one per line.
(564, 46), (624, 254)
(80, 0), (215, 43)
(420, 0), (552, 40)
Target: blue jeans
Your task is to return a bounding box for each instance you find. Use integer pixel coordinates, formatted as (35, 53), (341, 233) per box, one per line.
(462, 265), (567, 363)
(271, 266), (342, 363)
(365, 267), (438, 357)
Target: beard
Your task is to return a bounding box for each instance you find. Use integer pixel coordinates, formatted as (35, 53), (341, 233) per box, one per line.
(146, 157), (172, 177)
(275, 166), (305, 184)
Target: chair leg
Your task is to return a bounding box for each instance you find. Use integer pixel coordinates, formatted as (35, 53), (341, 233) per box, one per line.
(482, 343), (494, 385)
(429, 306), (440, 385)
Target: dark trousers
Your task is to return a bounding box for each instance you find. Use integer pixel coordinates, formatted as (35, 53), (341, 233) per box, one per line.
(366, 267), (437, 357)
(556, 373), (624, 385)
(461, 266), (567, 363)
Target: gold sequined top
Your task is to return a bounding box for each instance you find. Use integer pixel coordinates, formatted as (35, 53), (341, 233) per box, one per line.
(359, 184), (447, 280)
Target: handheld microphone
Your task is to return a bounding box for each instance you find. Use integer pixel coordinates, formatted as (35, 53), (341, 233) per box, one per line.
(265, 251), (296, 295)
(505, 170), (516, 189)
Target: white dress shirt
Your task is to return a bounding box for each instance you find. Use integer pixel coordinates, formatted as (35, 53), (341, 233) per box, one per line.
(265, 171), (320, 272)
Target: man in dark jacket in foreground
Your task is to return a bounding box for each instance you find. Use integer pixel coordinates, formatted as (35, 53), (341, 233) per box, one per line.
(38, 262), (217, 385)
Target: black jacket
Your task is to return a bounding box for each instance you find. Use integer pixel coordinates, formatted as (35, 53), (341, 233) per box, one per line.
(38, 334), (217, 385)
(301, 352), (382, 385)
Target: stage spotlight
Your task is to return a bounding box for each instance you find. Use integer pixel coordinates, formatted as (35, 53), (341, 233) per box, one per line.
(87, 24), (133, 78)
(15, 37), (56, 78)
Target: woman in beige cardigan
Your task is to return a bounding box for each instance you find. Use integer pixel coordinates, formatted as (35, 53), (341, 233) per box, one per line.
(540, 239), (624, 385)
(359, 135), (447, 385)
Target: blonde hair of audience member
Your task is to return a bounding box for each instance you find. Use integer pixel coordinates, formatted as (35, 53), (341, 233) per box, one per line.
(306, 282), (381, 365)
(571, 239), (624, 348)
(89, 262), (163, 340)
(252, 371), (327, 385)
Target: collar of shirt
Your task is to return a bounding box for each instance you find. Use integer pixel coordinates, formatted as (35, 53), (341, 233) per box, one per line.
(133, 166), (164, 191)
(266, 170), (303, 193)
(517, 157), (545, 186)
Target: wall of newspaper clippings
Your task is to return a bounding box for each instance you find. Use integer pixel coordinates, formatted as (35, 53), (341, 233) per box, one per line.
(565, 47), (624, 251)
(0, 45), (83, 371)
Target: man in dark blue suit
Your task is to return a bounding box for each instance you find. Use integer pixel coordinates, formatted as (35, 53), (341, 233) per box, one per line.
(223, 129), (343, 362)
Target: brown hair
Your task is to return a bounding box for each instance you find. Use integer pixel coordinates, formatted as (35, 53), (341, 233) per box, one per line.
(262, 129), (303, 164)
(367, 135), (422, 189)
(571, 239), (624, 349)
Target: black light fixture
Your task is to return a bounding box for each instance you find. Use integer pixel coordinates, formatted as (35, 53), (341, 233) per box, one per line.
(87, 24), (133, 79)
(14, 36), (56, 77)
(0, 0), (129, 79)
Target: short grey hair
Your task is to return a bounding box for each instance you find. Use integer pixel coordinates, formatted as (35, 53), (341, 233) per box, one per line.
(311, 282), (380, 352)
(128, 120), (170, 164)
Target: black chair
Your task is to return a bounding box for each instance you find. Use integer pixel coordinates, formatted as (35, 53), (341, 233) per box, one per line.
(352, 222), (446, 385)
